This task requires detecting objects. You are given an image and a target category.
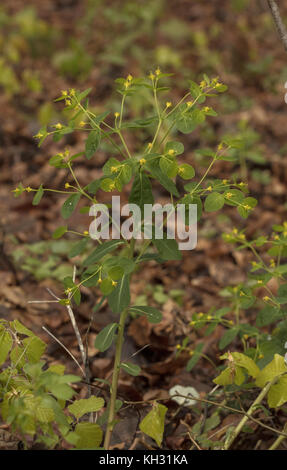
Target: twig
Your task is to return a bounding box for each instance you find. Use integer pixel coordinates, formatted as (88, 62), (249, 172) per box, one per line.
(42, 326), (84, 375)
(267, 0), (287, 51)
(123, 393), (287, 440)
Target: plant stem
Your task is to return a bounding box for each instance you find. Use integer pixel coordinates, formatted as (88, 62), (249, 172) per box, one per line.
(269, 428), (287, 450)
(103, 307), (129, 450)
(224, 378), (277, 450)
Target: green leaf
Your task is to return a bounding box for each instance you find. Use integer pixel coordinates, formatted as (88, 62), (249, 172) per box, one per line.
(268, 376), (287, 408)
(255, 354), (287, 388)
(176, 108), (205, 134)
(85, 179), (102, 195)
(68, 238), (88, 258)
(153, 238), (182, 261)
(129, 305), (162, 324)
(52, 225), (68, 239)
(94, 323), (118, 352)
(219, 327), (239, 350)
(77, 88), (93, 102)
(159, 156), (177, 178)
(165, 141), (184, 156)
(100, 178), (116, 192)
(186, 343), (204, 371)
(232, 352), (260, 378)
(237, 197), (257, 219)
(61, 193), (81, 219)
(103, 158), (121, 176)
(36, 398), (55, 423)
(205, 192), (224, 212)
(32, 185), (44, 206)
(108, 274), (130, 313)
(85, 130), (101, 160)
(277, 284), (287, 304)
(22, 335), (46, 363)
(203, 413), (221, 432)
(83, 240), (124, 266)
(0, 330), (12, 365)
(213, 365), (245, 386)
(182, 193), (202, 221)
(178, 164), (195, 180)
(140, 403), (167, 447)
(11, 319), (34, 336)
(224, 189), (244, 207)
(121, 362), (141, 376)
(107, 265), (124, 281)
(129, 172), (154, 215)
(256, 306), (283, 327)
(100, 278), (114, 295)
(119, 163), (133, 185)
(146, 158), (179, 197)
(74, 422), (103, 449)
(68, 397), (105, 419)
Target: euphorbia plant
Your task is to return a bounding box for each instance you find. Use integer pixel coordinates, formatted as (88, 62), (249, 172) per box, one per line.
(14, 70), (256, 449)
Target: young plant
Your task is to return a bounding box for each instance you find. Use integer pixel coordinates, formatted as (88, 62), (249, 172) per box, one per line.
(13, 71), (255, 449)
(0, 319), (105, 449)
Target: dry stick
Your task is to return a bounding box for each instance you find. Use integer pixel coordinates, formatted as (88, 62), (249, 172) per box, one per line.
(29, 284), (88, 387)
(267, 0), (287, 51)
(42, 325), (85, 375)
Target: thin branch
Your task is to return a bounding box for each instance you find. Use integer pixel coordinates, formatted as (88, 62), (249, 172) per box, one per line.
(42, 326), (84, 375)
(123, 393), (287, 440)
(267, 0), (287, 51)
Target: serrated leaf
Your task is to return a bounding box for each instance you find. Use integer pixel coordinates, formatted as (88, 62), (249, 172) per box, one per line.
(94, 323), (118, 352)
(68, 397), (105, 419)
(74, 422), (103, 449)
(139, 403), (167, 447)
(22, 335), (46, 363)
(10, 319), (34, 336)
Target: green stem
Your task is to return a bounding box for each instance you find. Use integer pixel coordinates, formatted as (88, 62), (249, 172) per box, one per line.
(103, 307), (129, 450)
(224, 378), (277, 450)
(269, 427), (287, 450)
